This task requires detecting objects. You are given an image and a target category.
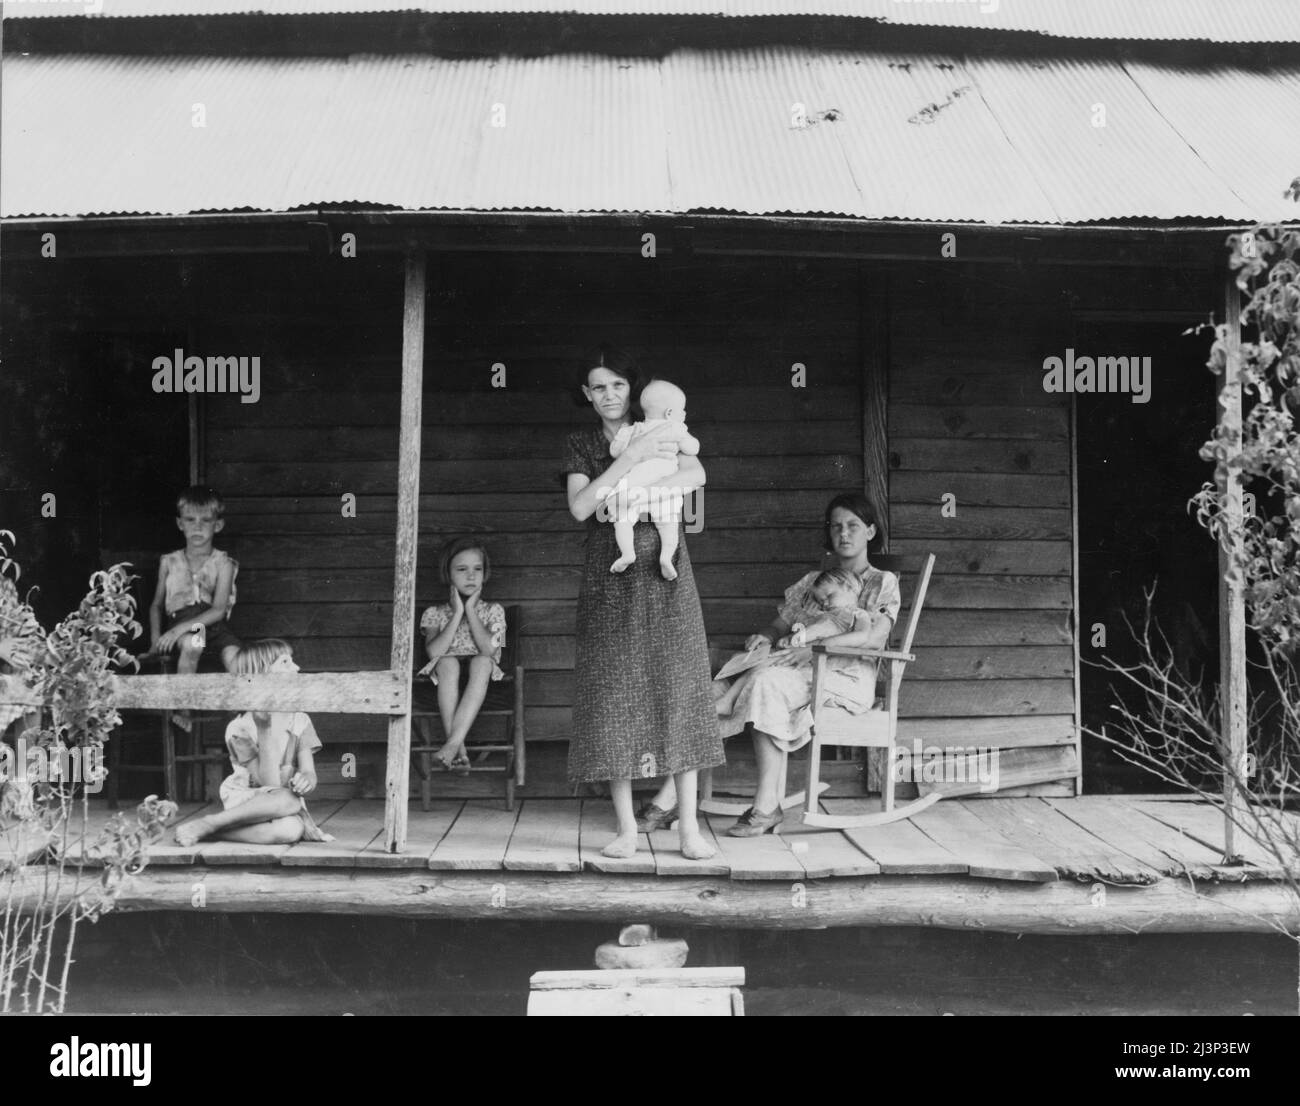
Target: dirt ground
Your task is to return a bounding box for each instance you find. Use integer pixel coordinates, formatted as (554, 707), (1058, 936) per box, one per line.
(59, 915), (1296, 1016)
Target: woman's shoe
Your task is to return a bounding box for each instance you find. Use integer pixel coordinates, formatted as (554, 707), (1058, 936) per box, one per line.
(726, 805), (784, 837)
(634, 802), (678, 833)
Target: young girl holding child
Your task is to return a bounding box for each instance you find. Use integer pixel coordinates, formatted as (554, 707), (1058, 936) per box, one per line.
(418, 538), (508, 771)
(174, 639), (332, 846)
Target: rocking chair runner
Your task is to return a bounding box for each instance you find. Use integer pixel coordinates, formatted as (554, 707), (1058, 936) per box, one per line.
(700, 554), (938, 829)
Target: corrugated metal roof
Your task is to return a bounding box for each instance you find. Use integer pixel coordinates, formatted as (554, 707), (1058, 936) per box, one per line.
(6, 0), (1300, 44)
(4, 50), (1299, 223)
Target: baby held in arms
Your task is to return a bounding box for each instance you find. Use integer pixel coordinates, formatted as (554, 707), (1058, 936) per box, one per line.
(602, 379), (699, 581)
(713, 568), (870, 717)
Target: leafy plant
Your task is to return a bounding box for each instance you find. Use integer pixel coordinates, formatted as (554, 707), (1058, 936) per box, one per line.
(1089, 199), (1300, 1006)
(0, 532), (177, 1013)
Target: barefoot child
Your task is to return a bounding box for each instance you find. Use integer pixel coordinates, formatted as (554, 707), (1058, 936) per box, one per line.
(418, 538), (507, 771)
(174, 640), (332, 847)
(148, 486), (241, 675)
(602, 379), (699, 580)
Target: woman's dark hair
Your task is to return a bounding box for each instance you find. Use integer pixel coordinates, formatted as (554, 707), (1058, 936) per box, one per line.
(575, 342), (642, 420)
(438, 536), (491, 586)
(823, 493), (883, 554)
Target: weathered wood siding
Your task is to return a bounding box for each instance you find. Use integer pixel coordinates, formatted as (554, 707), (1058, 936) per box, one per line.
(887, 266), (1076, 796)
(203, 252), (1081, 794)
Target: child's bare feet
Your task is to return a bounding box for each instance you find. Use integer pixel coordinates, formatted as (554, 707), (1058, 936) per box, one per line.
(434, 743), (467, 770)
(174, 816), (211, 848)
(610, 555), (634, 574)
(601, 833), (638, 859)
(679, 828), (716, 860)
(660, 559), (678, 582)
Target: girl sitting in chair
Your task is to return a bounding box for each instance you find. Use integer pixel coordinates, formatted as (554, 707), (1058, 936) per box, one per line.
(418, 537), (508, 771)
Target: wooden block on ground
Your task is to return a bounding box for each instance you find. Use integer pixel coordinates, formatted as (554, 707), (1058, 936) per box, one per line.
(703, 813), (806, 881)
(428, 799), (521, 871)
(821, 798), (967, 875)
(779, 808), (882, 879)
(356, 802), (462, 868)
(912, 802), (1056, 882)
(1045, 797), (1225, 880)
(528, 968), (745, 1016)
(504, 800), (582, 872)
(647, 818), (729, 877)
(279, 800), (383, 867)
(962, 798), (1160, 885)
(579, 800), (653, 875)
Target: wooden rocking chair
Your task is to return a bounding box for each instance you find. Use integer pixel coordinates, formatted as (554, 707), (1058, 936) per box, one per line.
(801, 553), (939, 829)
(699, 554), (936, 822)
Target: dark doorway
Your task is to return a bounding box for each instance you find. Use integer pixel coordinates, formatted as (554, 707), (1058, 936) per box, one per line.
(1074, 320), (1220, 792)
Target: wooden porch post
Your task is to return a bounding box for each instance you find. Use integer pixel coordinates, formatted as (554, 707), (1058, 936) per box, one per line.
(859, 265), (890, 552)
(1217, 275), (1247, 860)
(384, 250), (427, 853)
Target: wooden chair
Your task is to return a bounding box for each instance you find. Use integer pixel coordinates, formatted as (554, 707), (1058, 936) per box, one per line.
(410, 604), (525, 810)
(801, 553), (939, 829)
(101, 550), (233, 807)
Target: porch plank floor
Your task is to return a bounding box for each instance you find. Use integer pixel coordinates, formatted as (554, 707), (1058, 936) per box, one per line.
(704, 812), (807, 881)
(356, 802), (461, 869)
(1133, 800), (1299, 877)
(910, 801), (1056, 882)
(428, 800), (520, 871)
(779, 805), (881, 879)
(47, 796), (1295, 889)
(503, 799), (582, 872)
(823, 798), (968, 875)
(1045, 796), (1228, 880)
(281, 800), (385, 868)
(962, 798), (1161, 885)
(578, 800), (653, 874)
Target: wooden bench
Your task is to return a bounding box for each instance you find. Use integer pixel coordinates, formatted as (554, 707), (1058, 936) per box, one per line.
(527, 968), (745, 1016)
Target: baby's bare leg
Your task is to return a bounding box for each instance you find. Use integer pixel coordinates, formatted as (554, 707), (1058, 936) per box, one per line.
(610, 508), (637, 573)
(655, 515), (681, 581)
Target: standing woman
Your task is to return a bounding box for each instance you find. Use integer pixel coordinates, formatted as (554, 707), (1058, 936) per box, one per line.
(561, 345), (724, 860)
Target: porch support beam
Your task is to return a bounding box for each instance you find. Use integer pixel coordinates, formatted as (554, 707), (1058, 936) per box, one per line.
(383, 250), (427, 854)
(9, 867), (1297, 934)
(1217, 275), (1247, 860)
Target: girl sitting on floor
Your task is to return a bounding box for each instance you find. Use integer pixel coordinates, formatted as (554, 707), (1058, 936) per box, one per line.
(418, 537), (508, 770)
(174, 639), (332, 846)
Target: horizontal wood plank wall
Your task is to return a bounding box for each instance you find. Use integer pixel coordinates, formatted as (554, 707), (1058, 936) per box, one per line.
(202, 254), (1089, 797)
(889, 266), (1076, 796)
(205, 253), (861, 755)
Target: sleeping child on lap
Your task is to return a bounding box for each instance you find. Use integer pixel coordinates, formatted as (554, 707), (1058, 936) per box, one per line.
(713, 568), (875, 716)
(174, 639), (333, 847)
